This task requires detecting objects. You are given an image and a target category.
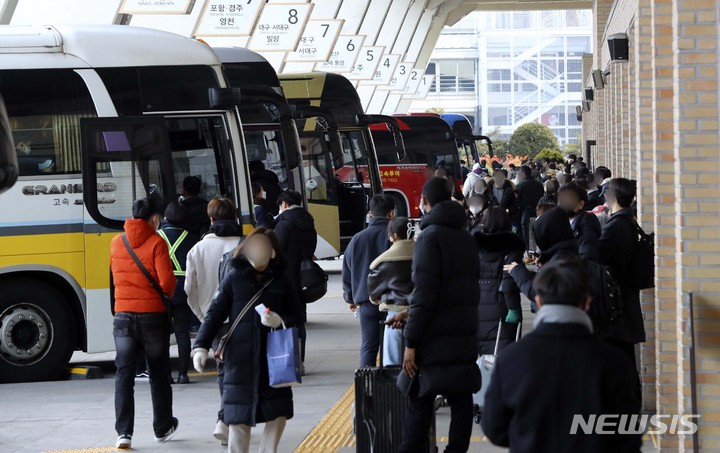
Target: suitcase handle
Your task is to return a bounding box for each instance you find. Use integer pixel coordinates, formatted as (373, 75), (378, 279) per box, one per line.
(493, 319), (522, 356)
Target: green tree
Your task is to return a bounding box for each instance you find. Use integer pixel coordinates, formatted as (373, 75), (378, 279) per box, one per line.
(476, 126), (506, 157)
(534, 148), (565, 162)
(507, 122), (560, 159)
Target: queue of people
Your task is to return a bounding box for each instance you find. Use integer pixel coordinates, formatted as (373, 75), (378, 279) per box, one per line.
(109, 152), (648, 452)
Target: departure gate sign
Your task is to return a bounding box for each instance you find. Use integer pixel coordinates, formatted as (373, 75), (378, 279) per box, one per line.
(248, 3), (313, 51)
(119, 0), (193, 14)
(347, 46), (384, 80)
(365, 54), (400, 85)
(315, 35), (366, 73)
(286, 19), (344, 62)
(194, 0), (265, 37)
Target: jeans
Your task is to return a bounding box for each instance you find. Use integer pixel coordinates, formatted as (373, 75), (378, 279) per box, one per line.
(171, 303), (192, 376)
(113, 312), (174, 437)
(383, 310), (404, 367)
(358, 302), (384, 368)
(211, 323), (229, 422)
(400, 391), (474, 453)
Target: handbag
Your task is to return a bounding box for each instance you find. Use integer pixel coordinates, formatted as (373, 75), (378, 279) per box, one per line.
(214, 278), (273, 363)
(299, 257), (328, 303)
(267, 321), (302, 388)
(121, 234), (173, 327)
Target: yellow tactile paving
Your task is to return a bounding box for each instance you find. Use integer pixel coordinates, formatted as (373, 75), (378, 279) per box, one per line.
(43, 448), (120, 453)
(295, 385), (356, 452)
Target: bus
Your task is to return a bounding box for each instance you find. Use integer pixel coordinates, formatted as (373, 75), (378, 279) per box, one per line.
(0, 25), (254, 383)
(278, 72), (403, 256)
(213, 47), (304, 209)
(439, 112), (494, 163)
(371, 114), (494, 218)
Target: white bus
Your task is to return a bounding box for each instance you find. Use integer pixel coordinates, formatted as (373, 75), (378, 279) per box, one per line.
(0, 25), (255, 383)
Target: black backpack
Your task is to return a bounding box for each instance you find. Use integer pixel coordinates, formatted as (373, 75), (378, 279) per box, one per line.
(218, 240), (243, 283)
(300, 258), (328, 303)
(584, 260), (623, 338)
(629, 223), (655, 290)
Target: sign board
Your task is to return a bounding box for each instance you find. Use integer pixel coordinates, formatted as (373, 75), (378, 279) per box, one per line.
(285, 19), (344, 62)
(379, 61), (415, 91)
(314, 35), (366, 73)
(400, 68), (426, 94)
(405, 74), (435, 99)
(347, 46), (384, 80)
(248, 3), (314, 52)
(119, 0), (193, 14)
(365, 54), (400, 86)
(193, 0), (265, 37)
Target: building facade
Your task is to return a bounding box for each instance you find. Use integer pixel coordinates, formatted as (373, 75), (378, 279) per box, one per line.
(410, 9), (593, 145)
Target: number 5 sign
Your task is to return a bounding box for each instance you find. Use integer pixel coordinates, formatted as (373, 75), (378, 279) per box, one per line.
(248, 3), (313, 52)
(285, 19), (344, 62)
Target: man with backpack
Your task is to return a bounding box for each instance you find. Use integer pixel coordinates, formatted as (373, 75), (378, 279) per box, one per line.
(598, 178), (647, 401)
(483, 258), (642, 453)
(273, 190), (318, 375)
(184, 196), (243, 447)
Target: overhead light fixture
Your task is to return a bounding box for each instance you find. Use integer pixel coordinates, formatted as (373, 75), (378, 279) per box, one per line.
(592, 69), (605, 90)
(584, 88), (594, 102)
(608, 33), (629, 62)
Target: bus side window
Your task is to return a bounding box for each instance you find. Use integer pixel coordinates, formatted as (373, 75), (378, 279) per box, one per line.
(0, 70), (95, 177)
(300, 136), (333, 203)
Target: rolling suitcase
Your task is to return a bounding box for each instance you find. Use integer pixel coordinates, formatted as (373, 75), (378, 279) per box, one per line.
(355, 321), (436, 453)
(473, 319), (522, 424)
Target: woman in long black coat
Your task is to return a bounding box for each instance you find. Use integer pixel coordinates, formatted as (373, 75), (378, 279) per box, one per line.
(472, 206), (526, 355)
(192, 227), (304, 453)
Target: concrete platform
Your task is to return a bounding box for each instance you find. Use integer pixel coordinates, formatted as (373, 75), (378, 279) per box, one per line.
(0, 275), (657, 453)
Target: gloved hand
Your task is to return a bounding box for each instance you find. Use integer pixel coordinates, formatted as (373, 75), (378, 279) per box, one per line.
(193, 348), (208, 373)
(261, 310), (283, 328)
(505, 309), (521, 324)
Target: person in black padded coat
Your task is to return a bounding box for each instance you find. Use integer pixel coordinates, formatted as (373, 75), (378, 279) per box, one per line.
(192, 227), (304, 453)
(472, 206), (526, 355)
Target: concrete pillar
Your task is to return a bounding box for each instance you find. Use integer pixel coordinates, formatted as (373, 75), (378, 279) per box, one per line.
(672, 0), (720, 450)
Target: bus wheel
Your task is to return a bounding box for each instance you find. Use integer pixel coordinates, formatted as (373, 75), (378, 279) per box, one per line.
(387, 193), (409, 218)
(0, 280), (76, 383)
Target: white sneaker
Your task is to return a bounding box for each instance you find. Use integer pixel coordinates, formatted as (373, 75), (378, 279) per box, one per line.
(155, 417), (179, 443)
(116, 435), (132, 449)
(213, 420), (229, 446)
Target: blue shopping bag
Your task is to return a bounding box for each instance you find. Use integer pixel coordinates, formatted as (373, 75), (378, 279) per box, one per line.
(267, 324), (302, 388)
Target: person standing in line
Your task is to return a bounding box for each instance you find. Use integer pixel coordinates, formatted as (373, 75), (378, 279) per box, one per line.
(272, 190), (318, 375)
(367, 216), (415, 366)
(473, 207), (525, 355)
(185, 196), (243, 446)
(488, 169), (516, 219)
(249, 160), (282, 215)
(158, 202), (199, 384)
(252, 182), (274, 228)
(109, 198), (178, 450)
(192, 227), (304, 453)
(399, 177), (480, 453)
(598, 178), (645, 401)
(180, 176), (210, 237)
(462, 163), (484, 198)
(342, 195), (395, 368)
(514, 165), (545, 249)
(482, 258), (642, 453)
(557, 182), (601, 262)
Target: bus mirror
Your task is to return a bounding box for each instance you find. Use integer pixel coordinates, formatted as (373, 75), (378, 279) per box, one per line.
(209, 87), (242, 109)
(306, 178), (318, 193)
(0, 95), (18, 195)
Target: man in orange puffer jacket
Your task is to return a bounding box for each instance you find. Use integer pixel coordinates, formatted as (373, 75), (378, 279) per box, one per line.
(109, 198), (178, 450)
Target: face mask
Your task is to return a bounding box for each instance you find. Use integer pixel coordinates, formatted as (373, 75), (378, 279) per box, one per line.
(245, 247), (274, 269)
(419, 202), (427, 216)
(259, 191), (266, 199)
(470, 206), (483, 216)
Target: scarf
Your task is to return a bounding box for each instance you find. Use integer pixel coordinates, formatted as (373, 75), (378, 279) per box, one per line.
(533, 304), (593, 333)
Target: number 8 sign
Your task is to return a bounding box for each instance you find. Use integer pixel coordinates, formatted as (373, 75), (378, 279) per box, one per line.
(248, 3), (314, 52)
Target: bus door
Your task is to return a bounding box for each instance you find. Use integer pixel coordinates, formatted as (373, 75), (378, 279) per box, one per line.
(81, 114), (241, 350)
(0, 96), (17, 194)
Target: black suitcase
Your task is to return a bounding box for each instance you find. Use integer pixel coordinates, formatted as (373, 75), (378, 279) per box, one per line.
(354, 321), (436, 453)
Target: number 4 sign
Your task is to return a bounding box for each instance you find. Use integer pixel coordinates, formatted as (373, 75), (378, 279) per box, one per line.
(248, 3), (313, 52)
(285, 19), (344, 62)
(365, 54), (400, 86)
